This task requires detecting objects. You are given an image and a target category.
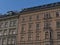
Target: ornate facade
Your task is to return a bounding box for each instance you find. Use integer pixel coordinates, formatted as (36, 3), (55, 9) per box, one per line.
(17, 2), (60, 45)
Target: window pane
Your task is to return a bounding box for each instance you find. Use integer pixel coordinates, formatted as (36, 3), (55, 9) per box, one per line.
(4, 22), (8, 28)
(36, 15), (40, 20)
(9, 29), (16, 35)
(9, 20), (17, 27)
(36, 23), (40, 30)
(3, 38), (7, 45)
(45, 32), (49, 39)
(44, 21), (51, 29)
(0, 30), (3, 36)
(29, 16), (32, 21)
(57, 32), (60, 39)
(0, 23), (3, 28)
(56, 21), (60, 28)
(56, 12), (59, 17)
(44, 13), (51, 19)
(3, 29), (7, 35)
(8, 38), (11, 44)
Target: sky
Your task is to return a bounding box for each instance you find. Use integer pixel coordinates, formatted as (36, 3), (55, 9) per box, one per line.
(0, 0), (60, 14)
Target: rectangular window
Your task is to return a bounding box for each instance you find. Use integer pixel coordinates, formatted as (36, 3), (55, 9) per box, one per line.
(28, 23), (33, 33)
(20, 34), (25, 41)
(22, 17), (25, 22)
(29, 23), (33, 30)
(36, 15), (40, 20)
(9, 29), (16, 35)
(44, 13), (51, 19)
(45, 44), (49, 45)
(4, 22), (8, 28)
(29, 16), (32, 21)
(21, 24), (26, 33)
(45, 32), (49, 39)
(35, 43), (40, 45)
(0, 30), (3, 36)
(56, 21), (60, 28)
(56, 12), (60, 17)
(36, 23), (40, 30)
(11, 38), (15, 44)
(13, 20), (17, 26)
(0, 23), (3, 28)
(7, 38), (11, 44)
(0, 38), (2, 45)
(57, 32), (60, 39)
(9, 20), (17, 27)
(2, 38), (7, 45)
(3, 29), (7, 35)
(44, 21), (51, 29)
(36, 33), (40, 40)
(28, 34), (32, 41)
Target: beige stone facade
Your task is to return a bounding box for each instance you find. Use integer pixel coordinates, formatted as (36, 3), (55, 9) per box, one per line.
(17, 2), (60, 45)
(0, 11), (18, 45)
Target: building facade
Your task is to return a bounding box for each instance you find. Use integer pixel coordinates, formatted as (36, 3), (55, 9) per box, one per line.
(17, 2), (60, 45)
(0, 11), (18, 45)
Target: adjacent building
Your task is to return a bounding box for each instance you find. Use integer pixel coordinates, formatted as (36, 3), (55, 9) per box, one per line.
(17, 2), (60, 45)
(0, 11), (18, 45)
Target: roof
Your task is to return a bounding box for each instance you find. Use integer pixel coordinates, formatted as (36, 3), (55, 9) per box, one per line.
(20, 2), (60, 14)
(0, 11), (19, 19)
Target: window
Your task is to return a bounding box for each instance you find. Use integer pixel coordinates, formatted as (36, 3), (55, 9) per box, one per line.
(29, 23), (32, 29)
(4, 22), (8, 28)
(21, 24), (26, 33)
(3, 29), (7, 35)
(9, 20), (17, 27)
(45, 44), (49, 45)
(56, 12), (60, 17)
(22, 17), (25, 22)
(28, 23), (33, 33)
(36, 23), (40, 30)
(45, 32), (49, 39)
(0, 38), (2, 45)
(28, 34), (32, 41)
(57, 32), (60, 39)
(36, 15), (40, 20)
(3, 38), (7, 45)
(20, 34), (25, 41)
(29, 16), (32, 21)
(44, 21), (51, 29)
(9, 21), (13, 27)
(7, 38), (11, 44)
(13, 20), (17, 26)
(9, 29), (16, 35)
(0, 23), (3, 28)
(58, 43), (60, 45)
(35, 43), (40, 45)
(56, 21), (60, 28)
(0, 30), (3, 36)
(44, 13), (51, 19)
(36, 33), (40, 40)
(11, 38), (15, 44)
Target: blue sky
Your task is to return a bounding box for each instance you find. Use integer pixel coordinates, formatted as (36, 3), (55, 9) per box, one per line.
(0, 0), (60, 14)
